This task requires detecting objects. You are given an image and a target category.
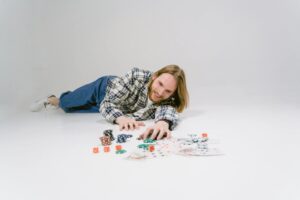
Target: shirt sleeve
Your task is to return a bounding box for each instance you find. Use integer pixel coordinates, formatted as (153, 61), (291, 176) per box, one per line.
(99, 67), (150, 123)
(154, 105), (179, 130)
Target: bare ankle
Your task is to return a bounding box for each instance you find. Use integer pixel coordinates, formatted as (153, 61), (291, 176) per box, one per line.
(48, 97), (59, 106)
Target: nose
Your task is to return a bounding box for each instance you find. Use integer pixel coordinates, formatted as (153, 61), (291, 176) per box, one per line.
(157, 88), (164, 97)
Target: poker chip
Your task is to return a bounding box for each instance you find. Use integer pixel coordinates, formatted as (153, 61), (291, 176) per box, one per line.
(201, 133), (208, 138)
(137, 144), (149, 150)
(115, 145), (122, 151)
(100, 136), (112, 146)
(103, 146), (110, 152)
(116, 149), (126, 154)
(104, 129), (115, 141)
(117, 134), (133, 143)
(92, 147), (99, 153)
(143, 138), (156, 143)
(148, 145), (155, 152)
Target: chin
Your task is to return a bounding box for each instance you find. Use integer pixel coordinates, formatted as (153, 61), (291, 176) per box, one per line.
(150, 95), (158, 103)
(152, 97), (162, 103)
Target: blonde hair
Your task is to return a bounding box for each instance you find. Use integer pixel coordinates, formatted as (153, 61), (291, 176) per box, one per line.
(148, 64), (189, 113)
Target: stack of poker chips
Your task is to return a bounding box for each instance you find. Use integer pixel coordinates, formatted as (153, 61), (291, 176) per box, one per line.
(200, 133), (208, 142)
(197, 133), (209, 150)
(117, 134), (133, 143)
(99, 136), (111, 146)
(103, 129), (115, 141)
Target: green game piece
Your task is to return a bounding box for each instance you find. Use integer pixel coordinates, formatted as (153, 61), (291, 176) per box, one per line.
(137, 144), (149, 150)
(143, 138), (156, 143)
(116, 149), (126, 154)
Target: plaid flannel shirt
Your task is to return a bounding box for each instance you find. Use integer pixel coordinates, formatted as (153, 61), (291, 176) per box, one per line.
(99, 67), (179, 130)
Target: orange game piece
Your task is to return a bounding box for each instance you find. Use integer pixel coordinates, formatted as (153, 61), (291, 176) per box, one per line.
(149, 145), (155, 152)
(92, 147), (99, 154)
(201, 133), (208, 138)
(115, 145), (122, 151)
(104, 146), (110, 152)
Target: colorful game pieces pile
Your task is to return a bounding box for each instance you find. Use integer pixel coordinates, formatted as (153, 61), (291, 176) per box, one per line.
(92, 130), (134, 155)
(93, 130), (222, 158)
(175, 133), (223, 156)
(92, 144), (128, 154)
(137, 139), (156, 152)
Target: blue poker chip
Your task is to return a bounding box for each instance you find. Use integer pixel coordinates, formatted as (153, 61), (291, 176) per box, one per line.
(116, 134), (133, 143)
(117, 135), (127, 143)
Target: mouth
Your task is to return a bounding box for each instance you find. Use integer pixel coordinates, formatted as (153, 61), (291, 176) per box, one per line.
(150, 91), (160, 102)
(153, 92), (161, 99)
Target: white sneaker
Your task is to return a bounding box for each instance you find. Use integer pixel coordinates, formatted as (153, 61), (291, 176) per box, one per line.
(30, 95), (57, 112)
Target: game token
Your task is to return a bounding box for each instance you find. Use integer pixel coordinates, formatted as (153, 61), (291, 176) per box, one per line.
(103, 146), (110, 152)
(149, 145), (155, 152)
(138, 144), (149, 150)
(201, 133), (208, 138)
(92, 147), (99, 153)
(100, 136), (111, 146)
(117, 134), (133, 143)
(116, 149), (126, 154)
(104, 129), (115, 141)
(143, 138), (156, 143)
(115, 145), (122, 151)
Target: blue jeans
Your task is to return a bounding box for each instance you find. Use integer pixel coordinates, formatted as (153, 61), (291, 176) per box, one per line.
(59, 76), (115, 113)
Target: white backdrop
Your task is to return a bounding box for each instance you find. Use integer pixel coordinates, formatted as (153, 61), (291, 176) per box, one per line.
(1, 1), (300, 200)
(1, 0), (300, 112)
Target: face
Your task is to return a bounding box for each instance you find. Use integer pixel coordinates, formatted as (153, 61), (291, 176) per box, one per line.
(149, 73), (177, 103)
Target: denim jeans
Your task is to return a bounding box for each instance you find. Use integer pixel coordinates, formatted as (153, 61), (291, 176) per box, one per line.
(59, 76), (115, 113)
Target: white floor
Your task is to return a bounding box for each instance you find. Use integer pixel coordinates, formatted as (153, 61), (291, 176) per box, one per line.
(0, 104), (299, 200)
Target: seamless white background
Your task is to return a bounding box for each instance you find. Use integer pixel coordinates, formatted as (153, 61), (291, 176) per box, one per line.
(0, 1), (300, 200)
(1, 0), (299, 109)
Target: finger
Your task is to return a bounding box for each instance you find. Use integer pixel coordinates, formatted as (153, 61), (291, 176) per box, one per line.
(119, 123), (124, 131)
(124, 123), (129, 131)
(166, 130), (172, 139)
(132, 121), (140, 130)
(157, 129), (167, 140)
(137, 134), (143, 140)
(128, 122), (134, 131)
(150, 128), (160, 140)
(137, 121), (145, 126)
(142, 128), (153, 140)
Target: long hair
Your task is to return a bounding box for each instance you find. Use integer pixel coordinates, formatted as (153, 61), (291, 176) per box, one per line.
(148, 64), (189, 113)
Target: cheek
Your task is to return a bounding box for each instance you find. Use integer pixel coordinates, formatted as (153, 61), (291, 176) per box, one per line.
(151, 83), (158, 92)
